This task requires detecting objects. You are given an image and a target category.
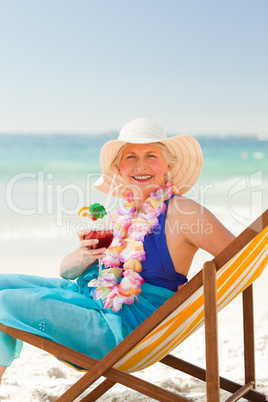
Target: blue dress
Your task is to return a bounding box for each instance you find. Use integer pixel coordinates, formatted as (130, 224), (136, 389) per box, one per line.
(0, 197), (187, 367)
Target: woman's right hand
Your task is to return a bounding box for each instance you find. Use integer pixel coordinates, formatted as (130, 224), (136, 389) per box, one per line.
(59, 230), (107, 280)
(77, 230), (107, 264)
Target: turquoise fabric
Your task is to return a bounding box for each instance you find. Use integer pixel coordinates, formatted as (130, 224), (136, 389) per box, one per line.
(0, 266), (175, 367)
(0, 197), (186, 367)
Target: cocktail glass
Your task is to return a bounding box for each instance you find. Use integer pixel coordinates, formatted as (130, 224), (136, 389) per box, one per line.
(80, 216), (114, 287)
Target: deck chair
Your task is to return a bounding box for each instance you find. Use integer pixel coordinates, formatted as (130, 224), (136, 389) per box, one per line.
(0, 210), (267, 402)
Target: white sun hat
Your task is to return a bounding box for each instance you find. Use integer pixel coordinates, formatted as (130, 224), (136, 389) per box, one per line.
(94, 118), (203, 197)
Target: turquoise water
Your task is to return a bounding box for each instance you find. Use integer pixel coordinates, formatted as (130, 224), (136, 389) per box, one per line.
(200, 136), (268, 179)
(0, 134), (267, 180)
(0, 134), (103, 179)
(0, 134), (267, 252)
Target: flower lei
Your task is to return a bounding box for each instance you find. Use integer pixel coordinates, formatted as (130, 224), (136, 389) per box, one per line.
(93, 181), (180, 312)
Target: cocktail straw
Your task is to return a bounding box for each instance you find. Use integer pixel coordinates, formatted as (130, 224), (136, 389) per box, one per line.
(104, 174), (122, 210)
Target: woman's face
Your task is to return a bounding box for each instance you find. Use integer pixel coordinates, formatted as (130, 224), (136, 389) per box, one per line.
(118, 143), (169, 195)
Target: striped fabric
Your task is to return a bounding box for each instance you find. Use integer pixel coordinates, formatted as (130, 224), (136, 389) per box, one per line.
(114, 226), (268, 373)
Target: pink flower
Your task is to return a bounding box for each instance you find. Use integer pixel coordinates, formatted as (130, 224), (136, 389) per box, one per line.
(150, 185), (165, 200)
(123, 270), (144, 286)
(93, 286), (112, 300)
(117, 203), (135, 216)
(113, 225), (126, 239)
(118, 277), (142, 297)
(120, 240), (146, 263)
(139, 212), (159, 229)
(102, 252), (121, 268)
(125, 192), (134, 203)
(128, 222), (150, 241)
(102, 271), (120, 283)
(112, 295), (136, 312)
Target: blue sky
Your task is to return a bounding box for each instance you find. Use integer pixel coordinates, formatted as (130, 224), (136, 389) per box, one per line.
(0, 0), (267, 135)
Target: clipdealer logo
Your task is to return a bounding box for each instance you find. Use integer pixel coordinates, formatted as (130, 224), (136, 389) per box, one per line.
(4, 169), (265, 230)
(4, 171), (119, 227)
(227, 170), (264, 228)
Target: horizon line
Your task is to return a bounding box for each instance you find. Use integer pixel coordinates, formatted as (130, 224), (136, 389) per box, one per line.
(0, 131), (267, 139)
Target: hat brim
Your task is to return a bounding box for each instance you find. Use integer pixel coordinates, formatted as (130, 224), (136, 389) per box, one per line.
(93, 134), (203, 197)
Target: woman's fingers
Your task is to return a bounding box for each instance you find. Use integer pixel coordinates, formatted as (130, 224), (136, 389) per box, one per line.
(82, 252), (106, 260)
(77, 229), (91, 241)
(80, 246), (106, 255)
(80, 250), (106, 261)
(79, 239), (106, 259)
(81, 238), (99, 248)
(78, 233), (107, 261)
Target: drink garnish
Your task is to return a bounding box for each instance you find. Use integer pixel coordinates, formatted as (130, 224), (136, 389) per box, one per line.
(78, 203), (107, 221)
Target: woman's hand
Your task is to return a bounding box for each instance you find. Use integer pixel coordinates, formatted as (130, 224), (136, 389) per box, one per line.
(59, 230), (107, 280)
(77, 230), (107, 262)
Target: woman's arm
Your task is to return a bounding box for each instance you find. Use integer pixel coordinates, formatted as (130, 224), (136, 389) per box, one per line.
(169, 196), (235, 256)
(59, 248), (95, 280)
(165, 197), (235, 277)
(59, 230), (107, 280)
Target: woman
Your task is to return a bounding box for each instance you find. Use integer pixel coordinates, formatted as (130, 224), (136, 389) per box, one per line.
(0, 118), (234, 383)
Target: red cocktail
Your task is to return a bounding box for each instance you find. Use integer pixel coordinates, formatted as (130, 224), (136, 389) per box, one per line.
(79, 216), (114, 287)
(83, 230), (114, 249)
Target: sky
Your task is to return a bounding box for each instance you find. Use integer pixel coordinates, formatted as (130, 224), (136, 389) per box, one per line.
(0, 0), (267, 136)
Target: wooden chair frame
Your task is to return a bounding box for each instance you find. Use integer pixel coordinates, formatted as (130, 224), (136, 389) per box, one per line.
(1, 210), (267, 402)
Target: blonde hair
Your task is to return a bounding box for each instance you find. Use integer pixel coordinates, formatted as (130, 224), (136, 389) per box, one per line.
(110, 142), (178, 173)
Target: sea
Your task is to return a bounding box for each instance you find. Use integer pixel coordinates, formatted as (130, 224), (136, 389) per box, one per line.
(0, 133), (267, 260)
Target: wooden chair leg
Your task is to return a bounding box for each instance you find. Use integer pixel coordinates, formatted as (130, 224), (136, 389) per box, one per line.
(203, 261), (220, 402)
(243, 284), (256, 387)
(79, 378), (116, 402)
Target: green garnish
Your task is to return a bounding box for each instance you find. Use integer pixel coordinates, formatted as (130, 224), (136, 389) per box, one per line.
(89, 203), (107, 219)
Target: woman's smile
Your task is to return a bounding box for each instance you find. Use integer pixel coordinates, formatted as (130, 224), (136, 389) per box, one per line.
(131, 174), (153, 182)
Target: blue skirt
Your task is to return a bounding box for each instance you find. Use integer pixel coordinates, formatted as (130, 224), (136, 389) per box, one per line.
(0, 265), (174, 367)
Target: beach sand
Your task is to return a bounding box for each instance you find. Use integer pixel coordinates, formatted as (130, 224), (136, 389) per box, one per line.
(0, 246), (267, 401)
